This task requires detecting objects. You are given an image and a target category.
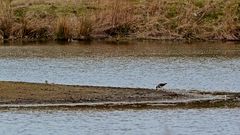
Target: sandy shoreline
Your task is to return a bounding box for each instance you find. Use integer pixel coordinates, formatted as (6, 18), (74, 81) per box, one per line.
(0, 81), (240, 109)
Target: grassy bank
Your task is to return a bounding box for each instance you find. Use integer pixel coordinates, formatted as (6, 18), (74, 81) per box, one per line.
(0, 0), (240, 42)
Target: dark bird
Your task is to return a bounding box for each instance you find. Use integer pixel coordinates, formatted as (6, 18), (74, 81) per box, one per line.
(156, 83), (167, 89)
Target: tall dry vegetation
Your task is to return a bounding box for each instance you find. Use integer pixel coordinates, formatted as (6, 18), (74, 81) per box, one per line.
(77, 17), (93, 39)
(0, 0), (52, 40)
(0, 0), (13, 39)
(0, 0), (240, 41)
(137, 0), (240, 40)
(55, 16), (72, 40)
(104, 1), (136, 36)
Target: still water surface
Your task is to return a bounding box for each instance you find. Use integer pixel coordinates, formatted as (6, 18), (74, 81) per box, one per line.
(0, 108), (240, 135)
(0, 41), (240, 91)
(1, 41), (240, 135)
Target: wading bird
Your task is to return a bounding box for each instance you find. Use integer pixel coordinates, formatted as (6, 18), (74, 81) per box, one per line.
(156, 83), (167, 90)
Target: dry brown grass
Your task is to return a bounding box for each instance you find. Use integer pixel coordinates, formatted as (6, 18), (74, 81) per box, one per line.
(77, 16), (93, 39)
(0, 0), (13, 39)
(55, 16), (72, 40)
(138, 0), (240, 40)
(1, 0), (240, 41)
(0, 0), (52, 40)
(93, 1), (136, 37)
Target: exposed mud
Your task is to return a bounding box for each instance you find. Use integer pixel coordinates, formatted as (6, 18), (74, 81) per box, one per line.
(0, 81), (239, 109)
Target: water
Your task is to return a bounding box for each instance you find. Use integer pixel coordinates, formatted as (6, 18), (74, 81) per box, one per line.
(1, 41), (240, 91)
(1, 41), (240, 135)
(0, 108), (240, 135)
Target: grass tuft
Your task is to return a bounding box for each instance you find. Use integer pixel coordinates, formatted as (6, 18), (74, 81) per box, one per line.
(55, 16), (72, 41)
(77, 16), (93, 39)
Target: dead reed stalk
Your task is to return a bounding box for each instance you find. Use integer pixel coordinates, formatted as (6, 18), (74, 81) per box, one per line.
(0, 0), (14, 40)
(77, 16), (93, 39)
(55, 16), (73, 41)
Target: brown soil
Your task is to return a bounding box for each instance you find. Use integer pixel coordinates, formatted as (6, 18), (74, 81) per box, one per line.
(0, 81), (188, 104)
(0, 81), (239, 109)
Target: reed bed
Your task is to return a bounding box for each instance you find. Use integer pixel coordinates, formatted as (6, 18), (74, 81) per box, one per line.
(0, 0), (240, 41)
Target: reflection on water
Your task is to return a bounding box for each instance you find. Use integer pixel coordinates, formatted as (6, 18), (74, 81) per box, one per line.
(0, 108), (240, 135)
(0, 41), (240, 91)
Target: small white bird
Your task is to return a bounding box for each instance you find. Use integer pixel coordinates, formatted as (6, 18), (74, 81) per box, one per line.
(224, 95), (227, 101)
(156, 83), (167, 89)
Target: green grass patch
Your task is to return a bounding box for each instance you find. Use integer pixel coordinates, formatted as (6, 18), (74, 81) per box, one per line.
(18, 4), (90, 18)
(14, 7), (27, 17)
(203, 8), (224, 23)
(194, 0), (206, 8)
(165, 2), (186, 18)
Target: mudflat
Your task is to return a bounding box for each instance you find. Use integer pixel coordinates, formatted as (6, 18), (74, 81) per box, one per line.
(0, 81), (239, 109)
(0, 81), (187, 104)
